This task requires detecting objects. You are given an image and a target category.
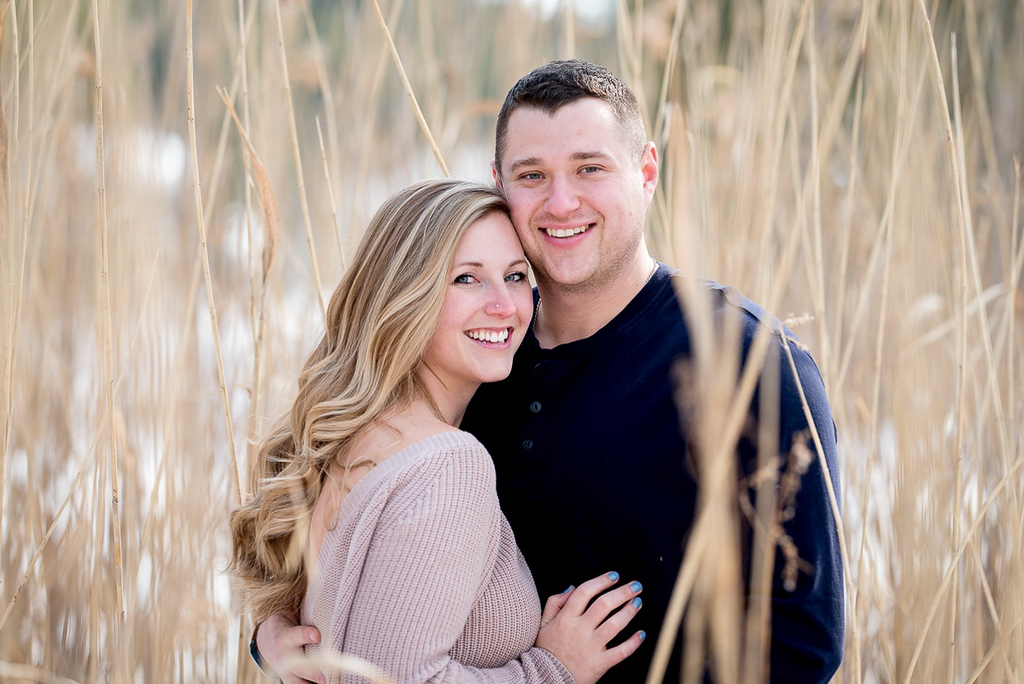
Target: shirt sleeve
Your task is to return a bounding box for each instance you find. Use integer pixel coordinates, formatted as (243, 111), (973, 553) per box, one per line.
(321, 443), (576, 684)
(766, 334), (845, 683)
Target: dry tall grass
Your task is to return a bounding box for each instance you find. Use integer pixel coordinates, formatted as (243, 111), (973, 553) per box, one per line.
(0, 0), (1021, 682)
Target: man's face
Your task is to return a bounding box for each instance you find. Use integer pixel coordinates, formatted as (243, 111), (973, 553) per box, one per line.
(493, 98), (658, 294)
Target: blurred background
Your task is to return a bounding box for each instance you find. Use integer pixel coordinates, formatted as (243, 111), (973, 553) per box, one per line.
(0, 0), (1021, 681)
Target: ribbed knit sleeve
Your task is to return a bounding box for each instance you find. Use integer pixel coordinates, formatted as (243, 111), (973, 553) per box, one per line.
(303, 431), (575, 684)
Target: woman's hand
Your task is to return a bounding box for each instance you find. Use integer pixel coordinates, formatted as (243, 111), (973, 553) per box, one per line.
(534, 572), (645, 684)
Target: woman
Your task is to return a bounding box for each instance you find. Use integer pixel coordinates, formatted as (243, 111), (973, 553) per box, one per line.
(230, 179), (644, 683)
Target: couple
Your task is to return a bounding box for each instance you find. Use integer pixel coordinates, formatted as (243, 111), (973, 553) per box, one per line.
(231, 60), (844, 683)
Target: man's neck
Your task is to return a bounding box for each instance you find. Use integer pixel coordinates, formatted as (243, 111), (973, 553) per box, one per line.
(533, 255), (657, 349)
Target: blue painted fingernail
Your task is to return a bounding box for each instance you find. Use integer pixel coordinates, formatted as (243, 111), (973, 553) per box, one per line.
(632, 597), (642, 608)
(608, 571), (620, 582)
(563, 585), (574, 593)
(639, 630), (646, 641)
(630, 581), (642, 592)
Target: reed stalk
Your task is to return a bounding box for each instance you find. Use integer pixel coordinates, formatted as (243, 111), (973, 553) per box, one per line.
(185, 0), (240, 507)
(0, 0), (21, 553)
(272, 0), (326, 321)
(89, 5), (129, 680)
(369, 0), (449, 177)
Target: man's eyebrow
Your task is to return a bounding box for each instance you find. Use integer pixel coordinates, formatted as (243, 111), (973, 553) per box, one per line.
(508, 151), (612, 174)
(507, 156), (542, 174)
(569, 150), (612, 162)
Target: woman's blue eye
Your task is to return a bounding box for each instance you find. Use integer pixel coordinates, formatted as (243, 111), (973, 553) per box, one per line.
(454, 274), (474, 284)
(506, 272), (526, 282)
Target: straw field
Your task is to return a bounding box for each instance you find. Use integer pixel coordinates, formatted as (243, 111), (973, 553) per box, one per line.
(0, 0), (1021, 682)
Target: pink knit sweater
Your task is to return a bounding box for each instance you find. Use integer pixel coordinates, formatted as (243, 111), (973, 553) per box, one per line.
(302, 430), (576, 683)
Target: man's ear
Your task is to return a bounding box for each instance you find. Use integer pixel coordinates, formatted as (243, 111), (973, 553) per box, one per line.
(491, 160), (503, 190)
(641, 142), (659, 203)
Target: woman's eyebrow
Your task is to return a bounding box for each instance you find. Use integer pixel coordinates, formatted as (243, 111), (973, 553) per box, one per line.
(452, 258), (528, 269)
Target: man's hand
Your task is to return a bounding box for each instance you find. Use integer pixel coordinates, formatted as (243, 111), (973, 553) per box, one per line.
(255, 612), (323, 684)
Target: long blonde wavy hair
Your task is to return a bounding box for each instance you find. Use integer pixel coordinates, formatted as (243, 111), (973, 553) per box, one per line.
(229, 179), (509, 623)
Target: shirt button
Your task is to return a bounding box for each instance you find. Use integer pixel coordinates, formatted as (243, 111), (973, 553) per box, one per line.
(530, 401), (542, 413)
(522, 439), (534, 450)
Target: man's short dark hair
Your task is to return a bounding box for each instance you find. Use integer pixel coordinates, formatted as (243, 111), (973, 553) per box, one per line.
(494, 60), (647, 176)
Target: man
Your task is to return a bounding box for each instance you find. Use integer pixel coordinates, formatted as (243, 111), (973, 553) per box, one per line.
(257, 60), (844, 682)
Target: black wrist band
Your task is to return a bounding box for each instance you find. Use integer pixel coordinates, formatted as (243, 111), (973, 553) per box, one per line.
(250, 630), (269, 675)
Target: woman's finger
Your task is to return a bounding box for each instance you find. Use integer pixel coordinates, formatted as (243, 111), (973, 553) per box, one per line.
(600, 630), (647, 669)
(563, 571), (621, 615)
(540, 585), (575, 627)
(595, 590), (642, 642)
(582, 580), (642, 628)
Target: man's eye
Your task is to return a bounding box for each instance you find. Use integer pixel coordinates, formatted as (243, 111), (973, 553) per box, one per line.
(581, 166), (600, 174)
(521, 172), (543, 181)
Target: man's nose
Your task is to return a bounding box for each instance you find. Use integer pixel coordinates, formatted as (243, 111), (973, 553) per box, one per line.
(543, 175), (581, 217)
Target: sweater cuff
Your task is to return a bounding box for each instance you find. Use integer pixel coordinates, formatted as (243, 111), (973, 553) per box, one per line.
(530, 647), (579, 684)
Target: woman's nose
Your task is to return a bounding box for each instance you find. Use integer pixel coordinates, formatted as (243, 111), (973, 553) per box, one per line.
(486, 286), (516, 316)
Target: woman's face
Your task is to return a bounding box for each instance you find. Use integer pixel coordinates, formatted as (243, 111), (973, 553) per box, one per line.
(420, 212), (533, 395)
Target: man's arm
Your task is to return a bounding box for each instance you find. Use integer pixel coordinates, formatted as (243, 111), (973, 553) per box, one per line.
(766, 332), (844, 682)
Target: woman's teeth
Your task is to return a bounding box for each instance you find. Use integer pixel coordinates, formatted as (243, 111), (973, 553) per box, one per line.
(467, 328), (509, 343)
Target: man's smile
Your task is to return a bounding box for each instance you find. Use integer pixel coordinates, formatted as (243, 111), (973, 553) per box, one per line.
(541, 224), (593, 238)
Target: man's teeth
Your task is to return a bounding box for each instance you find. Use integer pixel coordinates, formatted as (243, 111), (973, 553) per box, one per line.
(467, 329), (509, 343)
(544, 225), (589, 238)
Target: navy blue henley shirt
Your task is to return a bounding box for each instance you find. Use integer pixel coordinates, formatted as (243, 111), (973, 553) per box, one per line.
(462, 264), (844, 683)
